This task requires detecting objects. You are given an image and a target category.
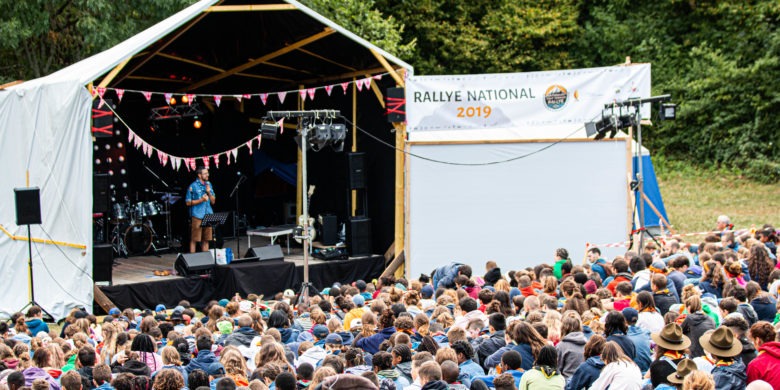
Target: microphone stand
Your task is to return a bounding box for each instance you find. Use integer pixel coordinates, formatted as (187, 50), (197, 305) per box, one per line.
(230, 175), (247, 258)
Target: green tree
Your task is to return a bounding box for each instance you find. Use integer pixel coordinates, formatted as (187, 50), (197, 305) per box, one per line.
(0, 0), (194, 83)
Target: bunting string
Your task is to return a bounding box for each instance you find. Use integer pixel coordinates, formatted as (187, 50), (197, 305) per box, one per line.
(93, 73), (388, 106)
(101, 98), (262, 172)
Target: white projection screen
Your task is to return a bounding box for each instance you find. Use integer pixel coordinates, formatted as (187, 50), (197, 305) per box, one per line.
(406, 139), (629, 278)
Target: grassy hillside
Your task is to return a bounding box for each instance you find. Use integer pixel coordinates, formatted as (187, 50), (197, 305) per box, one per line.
(655, 157), (780, 237)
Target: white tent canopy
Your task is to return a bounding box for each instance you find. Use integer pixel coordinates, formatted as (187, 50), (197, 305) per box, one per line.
(0, 0), (411, 320)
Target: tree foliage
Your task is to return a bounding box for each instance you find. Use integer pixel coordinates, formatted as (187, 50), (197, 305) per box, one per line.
(0, 0), (193, 83)
(0, 0), (777, 181)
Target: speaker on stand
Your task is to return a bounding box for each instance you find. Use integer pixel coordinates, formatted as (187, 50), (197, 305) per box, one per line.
(346, 152), (371, 256)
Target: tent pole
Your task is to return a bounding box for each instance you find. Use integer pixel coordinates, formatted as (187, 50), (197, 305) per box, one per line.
(296, 85), (304, 219)
(635, 111), (645, 251)
(351, 78), (357, 217)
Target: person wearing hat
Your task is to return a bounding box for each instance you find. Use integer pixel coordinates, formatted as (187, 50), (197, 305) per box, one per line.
(660, 359), (698, 390)
(701, 326), (747, 389)
(296, 325), (333, 368)
(649, 323), (691, 388)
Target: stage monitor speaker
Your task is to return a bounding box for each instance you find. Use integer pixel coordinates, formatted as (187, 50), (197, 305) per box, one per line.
(93, 244), (113, 285)
(347, 152), (366, 190)
(93, 174), (110, 213)
(321, 214), (339, 246)
(14, 187), (42, 225)
(244, 245), (284, 262)
(347, 217), (372, 257)
(175, 252), (214, 276)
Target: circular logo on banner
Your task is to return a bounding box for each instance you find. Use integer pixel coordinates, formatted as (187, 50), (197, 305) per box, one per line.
(544, 85), (569, 110)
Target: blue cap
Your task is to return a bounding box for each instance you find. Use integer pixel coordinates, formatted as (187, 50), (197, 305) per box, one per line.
(108, 307), (120, 316)
(155, 304), (166, 312)
(622, 307), (639, 324)
(420, 285), (434, 299)
(312, 325), (329, 339)
(218, 299), (229, 307)
(325, 333), (343, 345)
(352, 295), (365, 307)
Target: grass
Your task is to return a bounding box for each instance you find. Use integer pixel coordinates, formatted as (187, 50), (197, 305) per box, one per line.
(654, 157), (780, 237)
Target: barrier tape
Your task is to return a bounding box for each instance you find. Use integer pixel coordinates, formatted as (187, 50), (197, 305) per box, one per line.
(0, 224), (87, 250)
(585, 227), (771, 250)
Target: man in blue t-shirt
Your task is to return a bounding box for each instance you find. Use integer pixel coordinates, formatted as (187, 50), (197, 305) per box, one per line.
(185, 167), (215, 253)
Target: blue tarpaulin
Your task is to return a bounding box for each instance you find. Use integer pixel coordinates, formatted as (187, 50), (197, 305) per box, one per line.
(632, 154), (669, 228)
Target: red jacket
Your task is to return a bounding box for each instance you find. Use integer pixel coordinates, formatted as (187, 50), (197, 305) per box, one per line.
(607, 275), (632, 296)
(748, 341), (780, 388)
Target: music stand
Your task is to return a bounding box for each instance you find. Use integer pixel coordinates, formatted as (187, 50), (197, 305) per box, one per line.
(200, 212), (229, 273)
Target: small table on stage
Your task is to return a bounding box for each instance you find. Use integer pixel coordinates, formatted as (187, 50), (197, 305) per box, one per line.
(247, 225), (296, 254)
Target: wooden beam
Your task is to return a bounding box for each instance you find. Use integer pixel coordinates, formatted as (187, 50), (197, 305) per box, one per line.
(394, 120), (406, 278)
(382, 250), (405, 279)
(370, 48), (404, 87)
(367, 74), (385, 109)
(0, 80), (24, 90)
(260, 61), (316, 76)
(125, 76), (190, 84)
(185, 28), (336, 91)
(97, 58), (131, 89)
(298, 67), (387, 85)
(297, 48), (356, 71)
(234, 72), (295, 83)
(114, 8), (213, 85)
(93, 285), (116, 314)
(205, 4), (296, 12)
(157, 52), (224, 72)
(351, 78), (357, 217)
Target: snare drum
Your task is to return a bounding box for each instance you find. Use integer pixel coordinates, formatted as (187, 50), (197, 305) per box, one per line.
(112, 203), (128, 222)
(143, 201), (162, 216)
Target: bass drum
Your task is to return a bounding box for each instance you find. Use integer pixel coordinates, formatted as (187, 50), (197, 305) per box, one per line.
(124, 223), (153, 255)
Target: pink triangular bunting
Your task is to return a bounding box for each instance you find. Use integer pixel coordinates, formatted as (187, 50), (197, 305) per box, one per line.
(214, 95), (222, 107)
(307, 88), (316, 100)
(299, 89), (307, 102)
(115, 88), (125, 102)
(260, 93), (268, 105)
(340, 82), (349, 94)
(142, 91), (153, 102)
(164, 93), (173, 104)
(246, 139), (254, 155)
(278, 91), (287, 104)
(324, 85), (333, 96)
(186, 94), (195, 105)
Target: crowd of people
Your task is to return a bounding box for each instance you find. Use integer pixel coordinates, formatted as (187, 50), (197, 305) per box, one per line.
(0, 219), (778, 390)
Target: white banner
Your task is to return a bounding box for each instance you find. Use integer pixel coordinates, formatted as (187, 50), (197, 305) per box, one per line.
(406, 64), (651, 132)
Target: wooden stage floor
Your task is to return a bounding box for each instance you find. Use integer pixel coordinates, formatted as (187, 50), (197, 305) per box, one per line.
(110, 235), (336, 286)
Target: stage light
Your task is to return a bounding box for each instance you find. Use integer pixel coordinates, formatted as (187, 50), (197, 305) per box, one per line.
(110, 184), (115, 190)
(111, 197), (116, 202)
(330, 123), (346, 152)
(105, 144), (111, 150)
(169, 97), (177, 105)
(95, 159), (101, 165)
(107, 157), (113, 164)
(117, 142), (123, 148)
(94, 145), (99, 151)
(660, 103), (676, 120)
(115, 130), (121, 136)
(260, 122), (279, 140)
(120, 169), (126, 175)
(310, 124), (331, 150)
(118, 156), (125, 162)
(193, 119), (202, 129)
(108, 170), (114, 176)
(122, 182), (128, 188)
(181, 95), (189, 104)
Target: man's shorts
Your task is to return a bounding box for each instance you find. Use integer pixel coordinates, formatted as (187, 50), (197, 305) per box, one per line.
(191, 217), (213, 242)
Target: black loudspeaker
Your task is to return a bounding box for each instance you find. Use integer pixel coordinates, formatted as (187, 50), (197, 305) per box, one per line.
(92, 98), (114, 137)
(175, 252), (214, 276)
(93, 244), (113, 284)
(93, 174), (110, 213)
(244, 245), (284, 262)
(347, 217), (372, 257)
(14, 187), (42, 225)
(348, 152), (366, 190)
(386, 87), (406, 123)
(321, 215), (338, 246)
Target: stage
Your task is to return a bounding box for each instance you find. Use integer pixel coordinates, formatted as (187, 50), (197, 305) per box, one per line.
(99, 235), (386, 311)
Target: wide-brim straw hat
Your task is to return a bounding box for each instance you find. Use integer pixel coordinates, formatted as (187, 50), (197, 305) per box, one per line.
(700, 326), (742, 357)
(651, 323), (691, 351)
(667, 359), (697, 384)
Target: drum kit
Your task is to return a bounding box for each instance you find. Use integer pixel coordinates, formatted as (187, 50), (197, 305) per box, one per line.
(110, 193), (180, 256)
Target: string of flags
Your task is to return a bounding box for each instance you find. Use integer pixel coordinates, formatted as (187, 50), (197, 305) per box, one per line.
(92, 73), (386, 107)
(127, 126), (264, 172)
